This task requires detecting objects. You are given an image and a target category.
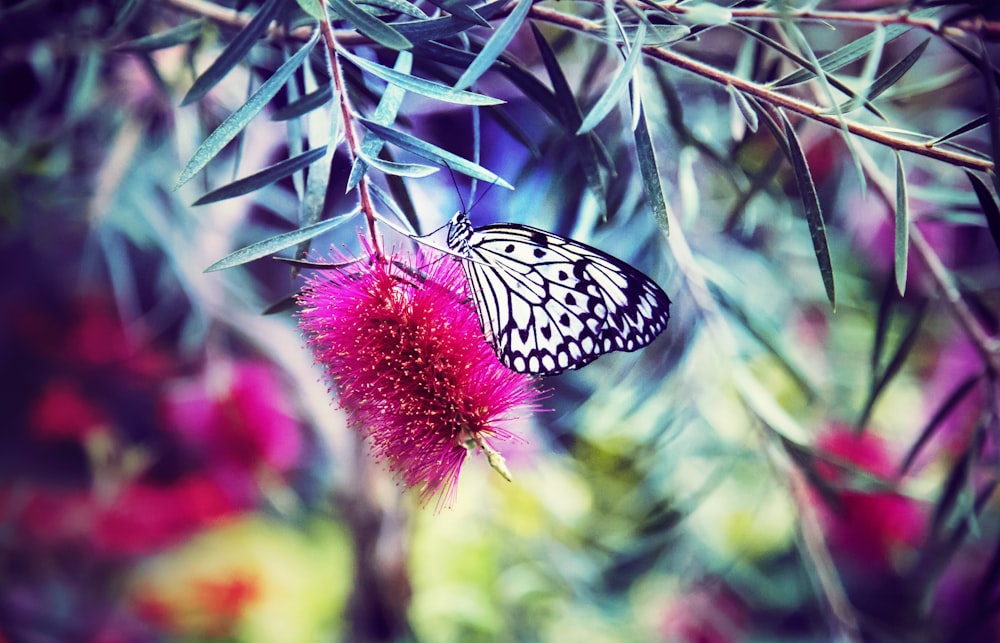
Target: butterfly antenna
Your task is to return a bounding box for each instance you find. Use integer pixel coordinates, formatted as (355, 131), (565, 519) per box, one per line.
(444, 163), (469, 214)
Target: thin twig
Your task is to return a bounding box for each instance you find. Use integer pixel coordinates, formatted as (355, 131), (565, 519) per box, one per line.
(651, 1), (1000, 39)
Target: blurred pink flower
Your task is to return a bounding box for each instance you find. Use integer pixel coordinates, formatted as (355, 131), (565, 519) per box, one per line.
(28, 378), (109, 441)
(296, 243), (541, 505)
(0, 475), (240, 557)
(659, 581), (748, 643)
(159, 359), (303, 490)
(813, 425), (926, 571)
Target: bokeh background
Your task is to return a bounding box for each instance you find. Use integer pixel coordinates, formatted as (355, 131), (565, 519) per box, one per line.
(2, 1), (1000, 641)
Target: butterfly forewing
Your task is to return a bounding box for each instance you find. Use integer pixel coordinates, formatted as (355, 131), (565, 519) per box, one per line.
(449, 216), (671, 375)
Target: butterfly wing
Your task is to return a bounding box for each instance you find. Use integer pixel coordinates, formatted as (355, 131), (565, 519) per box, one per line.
(462, 223), (671, 375)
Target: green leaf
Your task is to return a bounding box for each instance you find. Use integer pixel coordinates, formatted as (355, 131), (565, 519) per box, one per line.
(734, 23), (885, 121)
(929, 113), (991, 147)
(579, 22), (646, 135)
(115, 18), (205, 51)
(899, 375), (981, 475)
(779, 109), (835, 308)
(294, 0), (325, 21)
(348, 51), (412, 190)
(181, 0), (285, 106)
(841, 37), (930, 112)
(360, 0), (429, 19)
(726, 83), (758, 133)
(392, 0), (505, 42)
(358, 117), (513, 188)
(271, 84), (334, 121)
(633, 100), (668, 234)
(328, 0), (412, 50)
(894, 151), (909, 295)
(453, 0), (532, 90)
(857, 298), (927, 430)
(204, 213), (356, 272)
(774, 22), (913, 87)
(360, 151), (439, 177)
(175, 30), (320, 189)
(340, 49), (503, 105)
(966, 170), (1000, 256)
(530, 23), (607, 213)
(425, 0), (490, 26)
(193, 146), (328, 205)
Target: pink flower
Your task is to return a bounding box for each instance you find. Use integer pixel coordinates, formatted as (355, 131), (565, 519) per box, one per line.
(659, 581), (748, 643)
(159, 359), (303, 492)
(0, 475), (240, 557)
(296, 242), (541, 506)
(813, 425), (926, 572)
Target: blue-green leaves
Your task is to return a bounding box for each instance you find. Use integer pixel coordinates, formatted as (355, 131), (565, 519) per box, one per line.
(358, 118), (513, 188)
(193, 146), (329, 205)
(175, 30), (320, 190)
(894, 151), (910, 295)
(453, 0), (532, 90)
(779, 109), (835, 308)
(204, 212), (356, 272)
(340, 49), (503, 105)
(181, 0), (285, 106)
(329, 0), (412, 50)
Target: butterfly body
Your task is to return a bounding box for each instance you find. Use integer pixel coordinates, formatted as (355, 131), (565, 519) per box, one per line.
(446, 211), (671, 375)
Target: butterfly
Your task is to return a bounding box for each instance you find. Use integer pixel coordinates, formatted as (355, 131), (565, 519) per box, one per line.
(445, 211), (671, 375)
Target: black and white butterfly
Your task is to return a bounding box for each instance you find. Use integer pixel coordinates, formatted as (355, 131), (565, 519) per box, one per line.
(445, 211), (671, 375)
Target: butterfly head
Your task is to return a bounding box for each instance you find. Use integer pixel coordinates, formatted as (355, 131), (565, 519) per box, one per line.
(446, 211), (474, 257)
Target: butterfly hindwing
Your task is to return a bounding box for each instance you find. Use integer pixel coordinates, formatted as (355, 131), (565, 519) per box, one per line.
(456, 221), (670, 375)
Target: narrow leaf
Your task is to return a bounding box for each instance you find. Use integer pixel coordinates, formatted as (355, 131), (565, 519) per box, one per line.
(360, 151), (440, 177)
(530, 23), (607, 213)
(358, 117), (512, 188)
(775, 22), (913, 87)
(579, 22), (647, 135)
(348, 51), (412, 190)
(329, 0), (412, 50)
(115, 18), (205, 51)
(841, 37), (930, 112)
(726, 84), (758, 133)
(966, 171), (1000, 256)
(633, 99), (668, 234)
(181, 0), (284, 106)
(779, 110), (835, 307)
(453, 0), (532, 90)
(193, 146), (327, 205)
(176, 30), (320, 189)
(425, 0), (490, 26)
(271, 85), (333, 121)
(857, 299), (927, 430)
(360, 0), (430, 19)
(393, 0), (507, 43)
(340, 49), (503, 105)
(894, 151), (910, 294)
(273, 256), (359, 269)
(929, 113), (991, 147)
(899, 375), (981, 475)
(205, 213), (356, 272)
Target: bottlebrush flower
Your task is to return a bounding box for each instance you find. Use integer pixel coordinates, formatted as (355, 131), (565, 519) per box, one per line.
(296, 240), (542, 507)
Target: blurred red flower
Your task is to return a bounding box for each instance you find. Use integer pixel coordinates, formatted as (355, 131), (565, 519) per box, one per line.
(160, 359), (303, 491)
(813, 425), (926, 571)
(0, 475), (239, 557)
(659, 581), (748, 643)
(297, 243), (541, 506)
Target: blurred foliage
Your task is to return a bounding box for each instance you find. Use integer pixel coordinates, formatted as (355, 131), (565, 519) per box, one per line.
(2, 0), (1000, 641)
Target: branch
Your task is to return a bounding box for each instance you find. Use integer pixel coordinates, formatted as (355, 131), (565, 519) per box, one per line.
(528, 5), (993, 173)
(652, 1), (1000, 40)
